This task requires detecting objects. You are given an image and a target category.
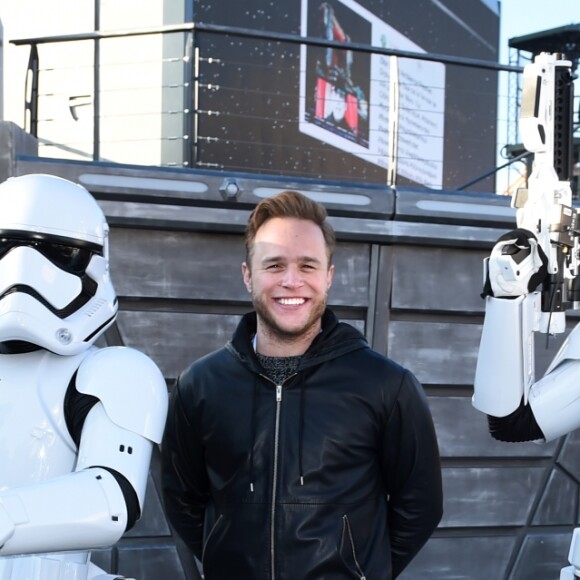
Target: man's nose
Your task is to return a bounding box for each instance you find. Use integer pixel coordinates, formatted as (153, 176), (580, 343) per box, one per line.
(280, 266), (303, 288)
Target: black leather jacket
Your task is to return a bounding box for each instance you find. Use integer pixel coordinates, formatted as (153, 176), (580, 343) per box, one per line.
(162, 309), (443, 580)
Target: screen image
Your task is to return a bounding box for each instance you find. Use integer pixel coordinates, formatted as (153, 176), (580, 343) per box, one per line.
(299, 0), (446, 188)
(193, 0), (499, 192)
(302, 1), (372, 148)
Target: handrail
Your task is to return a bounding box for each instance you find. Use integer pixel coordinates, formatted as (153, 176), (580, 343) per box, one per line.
(11, 21), (523, 73)
(10, 20), (527, 188)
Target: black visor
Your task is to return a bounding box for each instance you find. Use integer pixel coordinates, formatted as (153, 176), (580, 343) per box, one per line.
(0, 231), (102, 275)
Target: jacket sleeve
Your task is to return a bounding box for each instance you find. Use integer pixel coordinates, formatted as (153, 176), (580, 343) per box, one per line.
(381, 369), (443, 578)
(161, 372), (209, 560)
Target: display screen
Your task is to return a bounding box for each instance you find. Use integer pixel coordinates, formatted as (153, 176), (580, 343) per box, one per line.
(194, 0), (499, 191)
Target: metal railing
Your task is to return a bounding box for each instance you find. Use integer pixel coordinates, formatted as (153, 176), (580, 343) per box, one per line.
(11, 21), (539, 193)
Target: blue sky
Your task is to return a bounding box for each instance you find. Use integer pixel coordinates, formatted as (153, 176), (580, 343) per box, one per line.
(493, 1), (578, 193)
(499, 0), (579, 62)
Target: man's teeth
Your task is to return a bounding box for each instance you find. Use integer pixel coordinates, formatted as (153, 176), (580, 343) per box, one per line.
(278, 298), (305, 305)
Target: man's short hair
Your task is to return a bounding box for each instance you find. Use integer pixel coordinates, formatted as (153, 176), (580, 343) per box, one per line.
(244, 190), (336, 266)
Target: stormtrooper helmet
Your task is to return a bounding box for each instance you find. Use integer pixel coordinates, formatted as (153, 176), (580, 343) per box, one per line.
(0, 173), (118, 354)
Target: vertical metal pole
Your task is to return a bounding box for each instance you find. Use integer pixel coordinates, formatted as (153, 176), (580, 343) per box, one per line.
(192, 31), (200, 167)
(24, 43), (39, 136)
(387, 55), (400, 187)
(183, 29), (194, 167)
(93, 0), (100, 161)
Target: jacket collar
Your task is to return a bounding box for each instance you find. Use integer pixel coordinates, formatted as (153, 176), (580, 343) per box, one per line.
(227, 308), (367, 372)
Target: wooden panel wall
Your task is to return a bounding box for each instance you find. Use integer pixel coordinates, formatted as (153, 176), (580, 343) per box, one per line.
(383, 244), (578, 580)
(104, 225), (580, 580)
(7, 151), (580, 580)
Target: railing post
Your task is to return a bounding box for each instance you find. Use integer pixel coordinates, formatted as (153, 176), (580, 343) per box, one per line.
(93, 0), (100, 161)
(387, 55), (400, 188)
(183, 29), (195, 168)
(191, 28), (200, 167)
(24, 43), (39, 137)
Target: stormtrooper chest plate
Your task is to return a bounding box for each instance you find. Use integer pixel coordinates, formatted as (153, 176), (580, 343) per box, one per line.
(0, 350), (88, 490)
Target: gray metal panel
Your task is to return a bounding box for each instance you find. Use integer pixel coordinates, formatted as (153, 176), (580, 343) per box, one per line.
(328, 215), (504, 249)
(14, 158), (509, 248)
(391, 246), (488, 314)
(100, 199), (506, 249)
(399, 536), (516, 580)
(395, 186), (517, 228)
(368, 245), (394, 355)
(330, 242), (371, 307)
(558, 428), (580, 481)
(0, 122), (38, 182)
(387, 320), (481, 385)
(510, 532), (574, 579)
(14, 156), (395, 220)
(429, 396), (556, 458)
(532, 469), (577, 525)
(109, 229), (247, 302)
(116, 541), (187, 579)
(116, 311), (242, 379)
(440, 467), (544, 527)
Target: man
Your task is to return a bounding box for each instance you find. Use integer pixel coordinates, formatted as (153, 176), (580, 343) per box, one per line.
(0, 173), (168, 580)
(162, 190), (443, 579)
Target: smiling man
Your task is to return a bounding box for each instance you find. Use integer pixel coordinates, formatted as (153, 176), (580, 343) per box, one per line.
(162, 190), (443, 580)
(242, 211), (334, 356)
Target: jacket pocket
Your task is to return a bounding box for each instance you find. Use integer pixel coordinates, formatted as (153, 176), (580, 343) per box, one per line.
(201, 513), (224, 568)
(339, 514), (367, 580)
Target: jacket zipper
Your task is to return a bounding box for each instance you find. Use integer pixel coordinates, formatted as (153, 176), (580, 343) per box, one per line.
(342, 515), (367, 580)
(270, 383), (283, 580)
(257, 372), (297, 580)
(201, 513), (223, 566)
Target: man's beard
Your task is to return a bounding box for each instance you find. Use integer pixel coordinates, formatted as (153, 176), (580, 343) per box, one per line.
(252, 291), (328, 343)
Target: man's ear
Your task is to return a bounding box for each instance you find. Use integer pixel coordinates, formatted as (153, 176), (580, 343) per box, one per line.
(242, 262), (252, 292)
(327, 264), (335, 289)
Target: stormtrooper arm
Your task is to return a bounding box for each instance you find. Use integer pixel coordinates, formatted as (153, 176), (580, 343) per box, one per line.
(475, 298), (580, 443)
(473, 230), (580, 443)
(473, 292), (539, 419)
(0, 347), (168, 556)
(0, 466), (130, 556)
(473, 230), (546, 418)
(528, 328), (580, 442)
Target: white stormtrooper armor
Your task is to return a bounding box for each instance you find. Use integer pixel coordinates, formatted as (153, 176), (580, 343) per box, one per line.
(473, 53), (580, 441)
(473, 53), (580, 577)
(473, 289), (580, 443)
(474, 242), (580, 580)
(0, 174), (168, 580)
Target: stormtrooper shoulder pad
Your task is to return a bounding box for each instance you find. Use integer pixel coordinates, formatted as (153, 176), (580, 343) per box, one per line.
(76, 347), (168, 443)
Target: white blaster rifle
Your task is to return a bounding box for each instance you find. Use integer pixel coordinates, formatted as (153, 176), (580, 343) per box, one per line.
(513, 52), (578, 334)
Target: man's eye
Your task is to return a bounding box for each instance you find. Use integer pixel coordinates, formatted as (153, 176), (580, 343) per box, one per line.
(266, 264), (281, 270)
